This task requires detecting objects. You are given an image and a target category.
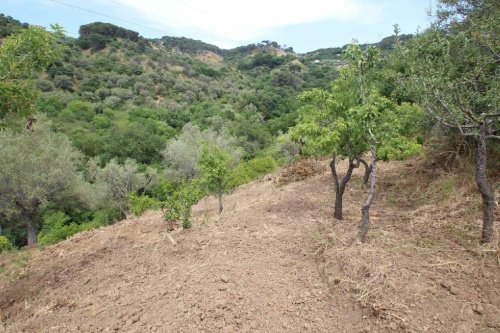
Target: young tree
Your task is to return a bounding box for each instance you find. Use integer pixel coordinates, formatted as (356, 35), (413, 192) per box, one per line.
(291, 42), (423, 241)
(350, 93), (423, 242)
(163, 178), (205, 229)
(290, 88), (367, 220)
(0, 119), (85, 246)
(289, 43), (380, 220)
(341, 43), (423, 242)
(198, 145), (232, 213)
(397, 0), (499, 243)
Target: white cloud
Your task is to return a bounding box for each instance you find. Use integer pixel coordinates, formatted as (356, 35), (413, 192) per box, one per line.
(110, 0), (383, 47)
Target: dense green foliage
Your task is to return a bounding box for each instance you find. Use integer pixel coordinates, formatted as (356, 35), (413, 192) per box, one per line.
(127, 194), (161, 216)
(229, 156), (277, 188)
(2, 1), (493, 247)
(0, 14), (28, 37)
(0, 25), (63, 121)
(396, 0), (499, 243)
(0, 235), (14, 253)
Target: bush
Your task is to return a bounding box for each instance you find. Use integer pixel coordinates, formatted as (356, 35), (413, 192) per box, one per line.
(229, 156), (277, 188)
(61, 100), (95, 122)
(0, 235), (14, 253)
(128, 194), (161, 216)
(35, 79), (54, 92)
(54, 75), (73, 91)
(164, 179), (205, 229)
(38, 211), (80, 246)
(38, 208), (122, 246)
(34, 95), (65, 116)
(103, 95), (122, 108)
(91, 207), (123, 227)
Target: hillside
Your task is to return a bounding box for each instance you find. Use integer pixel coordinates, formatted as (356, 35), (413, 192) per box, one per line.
(0, 16), (345, 248)
(1, 159), (498, 332)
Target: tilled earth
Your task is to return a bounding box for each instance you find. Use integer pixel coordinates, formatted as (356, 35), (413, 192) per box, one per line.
(0, 160), (498, 332)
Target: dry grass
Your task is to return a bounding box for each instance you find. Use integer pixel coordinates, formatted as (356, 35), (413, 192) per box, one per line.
(312, 157), (500, 332)
(275, 158), (326, 186)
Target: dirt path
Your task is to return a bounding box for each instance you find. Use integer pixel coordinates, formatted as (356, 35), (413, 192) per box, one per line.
(0, 160), (498, 332)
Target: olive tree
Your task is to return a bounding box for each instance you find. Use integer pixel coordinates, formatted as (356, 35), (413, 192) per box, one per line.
(0, 119), (85, 246)
(88, 158), (159, 217)
(397, 0), (499, 243)
(162, 123), (241, 181)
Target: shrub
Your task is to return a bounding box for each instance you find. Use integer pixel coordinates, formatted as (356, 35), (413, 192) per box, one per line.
(38, 211), (80, 246)
(164, 179), (205, 229)
(61, 100), (95, 122)
(103, 95), (122, 108)
(128, 193), (161, 216)
(229, 156), (277, 188)
(0, 235), (14, 253)
(35, 79), (54, 92)
(53, 75), (73, 91)
(91, 207), (123, 227)
(34, 95), (65, 116)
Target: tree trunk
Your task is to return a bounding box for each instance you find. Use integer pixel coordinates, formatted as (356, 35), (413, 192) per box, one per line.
(476, 123), (495, 243)
(217, 179), (223, 214)
(357, 148), (377, 243)
(119, 206), (130, 219)
(330, 155), (360, 220)
(360, 159), (372, 185)
(27, 220), (37, 247)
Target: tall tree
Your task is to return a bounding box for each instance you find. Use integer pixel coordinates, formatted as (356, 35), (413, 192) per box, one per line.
(397, 0), (499, 243)
(0, 119), (85, 246)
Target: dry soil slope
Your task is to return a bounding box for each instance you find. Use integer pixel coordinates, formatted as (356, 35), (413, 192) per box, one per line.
(0, 160), (498, 333)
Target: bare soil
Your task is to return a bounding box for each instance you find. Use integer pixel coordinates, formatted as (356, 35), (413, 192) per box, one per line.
(0, 159), (498, 333)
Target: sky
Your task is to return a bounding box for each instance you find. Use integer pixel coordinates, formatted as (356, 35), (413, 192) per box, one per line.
(1, 0), (434, 53)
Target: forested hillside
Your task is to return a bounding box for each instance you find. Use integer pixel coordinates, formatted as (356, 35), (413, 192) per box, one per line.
(0, 15), (343, 247)
(0, 0), (498, 259)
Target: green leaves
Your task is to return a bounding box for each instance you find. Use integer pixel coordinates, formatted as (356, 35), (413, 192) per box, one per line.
(291, 41), (423, 164)
(163, 178), (205, 229)
(198, 144), (232, 193)
(396, 0), (499, 129)
(0, 26), (63, 119)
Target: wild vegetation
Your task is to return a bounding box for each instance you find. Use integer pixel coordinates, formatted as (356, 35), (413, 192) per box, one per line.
(0, 0), (497, 251)
(0, 1), (498, 332)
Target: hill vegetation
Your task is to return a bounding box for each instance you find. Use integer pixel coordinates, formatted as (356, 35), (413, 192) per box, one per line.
(0, 0), (498, 253)
(0, 1), (499, 331)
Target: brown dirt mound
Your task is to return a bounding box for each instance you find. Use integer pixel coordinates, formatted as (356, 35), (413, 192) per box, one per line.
(0, 159), (498, 333)
(275, 158), (326, 186)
